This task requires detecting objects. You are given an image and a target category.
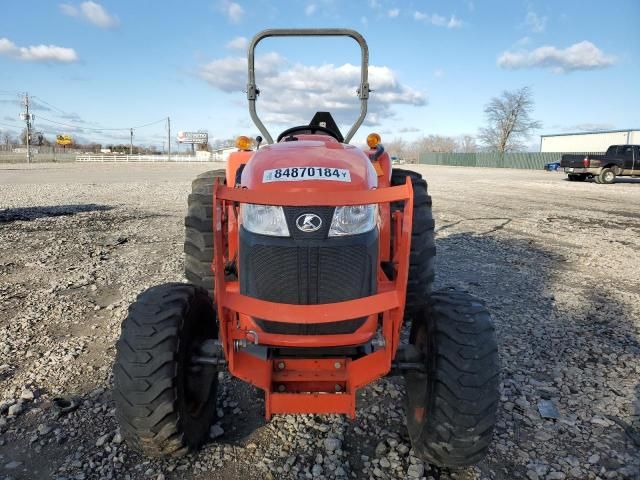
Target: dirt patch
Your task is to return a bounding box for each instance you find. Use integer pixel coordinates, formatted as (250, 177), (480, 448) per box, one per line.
(0, 163), (638, 480)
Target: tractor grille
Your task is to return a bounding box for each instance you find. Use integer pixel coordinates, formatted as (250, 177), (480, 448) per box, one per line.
(244, 243), (372, 304)
(239, 225), (377, 335)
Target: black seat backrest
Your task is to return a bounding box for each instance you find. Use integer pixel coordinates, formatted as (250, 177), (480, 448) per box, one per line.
(309, 112), (344, 143)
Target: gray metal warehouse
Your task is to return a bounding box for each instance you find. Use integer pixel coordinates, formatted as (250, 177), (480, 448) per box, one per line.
(540, 129), (640, 152)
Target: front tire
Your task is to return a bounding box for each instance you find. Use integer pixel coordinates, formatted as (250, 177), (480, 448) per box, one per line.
(113, 283), (219, 457)
(390, 169), (436, 321)
(405, 288), (500, 467)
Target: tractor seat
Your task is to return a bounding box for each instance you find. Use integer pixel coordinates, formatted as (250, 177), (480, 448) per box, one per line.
(277, 111), (344, 143)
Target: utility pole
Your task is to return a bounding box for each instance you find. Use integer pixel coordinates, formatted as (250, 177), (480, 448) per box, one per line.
(21, 93), (32, 163)
(167, 116), (171, 161)
(129, 128), (133, 155)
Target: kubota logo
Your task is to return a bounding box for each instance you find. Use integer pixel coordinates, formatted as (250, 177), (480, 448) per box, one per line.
(296, 213), (322, 233)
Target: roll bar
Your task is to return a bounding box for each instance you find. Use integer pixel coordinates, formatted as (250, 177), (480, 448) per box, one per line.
(247, 29), (370, 144)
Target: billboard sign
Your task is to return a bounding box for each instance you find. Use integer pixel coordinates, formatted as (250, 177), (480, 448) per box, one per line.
(56, 134), (72, 146)
(176, 131), (208, 144)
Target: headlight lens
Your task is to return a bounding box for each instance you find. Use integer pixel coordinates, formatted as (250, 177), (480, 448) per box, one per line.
(328, 204), (377, 237)
(241, 204), (290, 236)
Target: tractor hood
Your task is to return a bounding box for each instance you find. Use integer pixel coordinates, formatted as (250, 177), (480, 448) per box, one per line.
(241, 138), (378, 192)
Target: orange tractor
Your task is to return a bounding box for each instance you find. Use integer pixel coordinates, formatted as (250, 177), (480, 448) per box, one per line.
(113, 29), (499, 467)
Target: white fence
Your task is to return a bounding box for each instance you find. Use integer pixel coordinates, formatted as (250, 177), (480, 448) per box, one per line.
(75, 154), (214, 163)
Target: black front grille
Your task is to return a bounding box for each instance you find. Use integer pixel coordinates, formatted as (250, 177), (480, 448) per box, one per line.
(242, 243), (373, 304)
(239, 226), (378, 335)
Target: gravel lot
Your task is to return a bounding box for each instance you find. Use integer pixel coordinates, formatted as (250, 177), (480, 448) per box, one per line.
(0, 162), (639, 480)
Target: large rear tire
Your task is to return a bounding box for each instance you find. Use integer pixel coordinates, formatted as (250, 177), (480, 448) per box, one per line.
(184, 170), (226, 296)
(113, 283), (219, 457)
(390, 169), (436, 321)
(404, 288), (499, 467)
(598, 167), (616, 185)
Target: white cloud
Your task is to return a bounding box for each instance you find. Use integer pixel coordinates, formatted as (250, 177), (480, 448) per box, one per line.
(388, 8), (399, 18)
(59, 3), (78, 16)
(399, 126), (420, 133)
(198, 53), (426, 127)
(433, 69), (444, 78)
(80, 1), (118, 28)
(447, 15), (462, 28)
(199, 52), (285, 92)
(226, 36), (248, 50)
(60, 2), (119, 28)
(525, 11), (547, 33)
(414, 11), (462, 28)
(0, 37), (79, 63)
(498, 40), (616, 73)
(305, 3), (317, 15)
(59, 112), (86, 123)
(219, 0), (244, 23)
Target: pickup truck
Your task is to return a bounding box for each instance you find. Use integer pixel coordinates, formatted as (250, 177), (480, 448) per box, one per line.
(560, 145), (639, 184)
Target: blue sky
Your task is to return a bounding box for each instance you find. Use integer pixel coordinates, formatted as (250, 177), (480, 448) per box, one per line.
(1, 0), (638, 150)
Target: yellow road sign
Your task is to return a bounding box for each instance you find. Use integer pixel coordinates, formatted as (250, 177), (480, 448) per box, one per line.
(56, 134), (72, 146)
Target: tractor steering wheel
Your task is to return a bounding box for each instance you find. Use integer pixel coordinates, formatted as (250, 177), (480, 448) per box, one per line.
(277, 125), (342, 143)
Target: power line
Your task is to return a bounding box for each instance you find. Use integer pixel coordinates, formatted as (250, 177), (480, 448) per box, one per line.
(1, 91), (172, 148)
(37, 115), (166, 132)
(25, 95), (167, 132)
(31, 96), (72, 116)
(131, 118), (167, 129)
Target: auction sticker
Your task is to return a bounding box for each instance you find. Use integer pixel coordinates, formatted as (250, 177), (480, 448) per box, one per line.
(263, 167), (351, 183)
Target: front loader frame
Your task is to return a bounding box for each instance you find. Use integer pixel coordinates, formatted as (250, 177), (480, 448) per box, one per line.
(212, 180), (414, 418)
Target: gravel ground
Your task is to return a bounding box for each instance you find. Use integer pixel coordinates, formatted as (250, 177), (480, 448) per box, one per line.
(0, 162), (638, 480)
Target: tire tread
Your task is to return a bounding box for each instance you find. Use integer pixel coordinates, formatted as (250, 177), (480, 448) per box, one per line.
(113, 283), (217, 457)
(407, 288), (500, 468)
(390, 169), (436, 320)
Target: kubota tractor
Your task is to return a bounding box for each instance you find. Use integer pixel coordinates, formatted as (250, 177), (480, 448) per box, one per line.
(113, 29), (499, 468)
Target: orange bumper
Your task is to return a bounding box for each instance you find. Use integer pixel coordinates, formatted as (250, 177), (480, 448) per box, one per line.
(212, 181), (413, 418)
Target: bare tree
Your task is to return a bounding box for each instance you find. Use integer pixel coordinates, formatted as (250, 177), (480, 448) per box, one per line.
(384, 137), (407, 159)
(457, 135), (477, 153)
(414, 135), (457, 154)
(2, 132), (12, 149)
(425, 135), (458, 153)
(478, 86), (541, 153)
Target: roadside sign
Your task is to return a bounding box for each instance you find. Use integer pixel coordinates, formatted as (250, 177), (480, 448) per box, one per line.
(176, 131), (208, 144)
(56, 134), (72, 146)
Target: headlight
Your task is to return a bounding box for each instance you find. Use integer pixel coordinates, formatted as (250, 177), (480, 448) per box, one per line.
(241, 204), (290, 236)
(329, 204), (377, 237)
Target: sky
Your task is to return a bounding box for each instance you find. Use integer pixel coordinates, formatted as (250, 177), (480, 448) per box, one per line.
(0, 0), (638, 150)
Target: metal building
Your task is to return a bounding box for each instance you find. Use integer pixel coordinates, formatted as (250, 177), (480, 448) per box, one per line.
(539, 129), (640, 152)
